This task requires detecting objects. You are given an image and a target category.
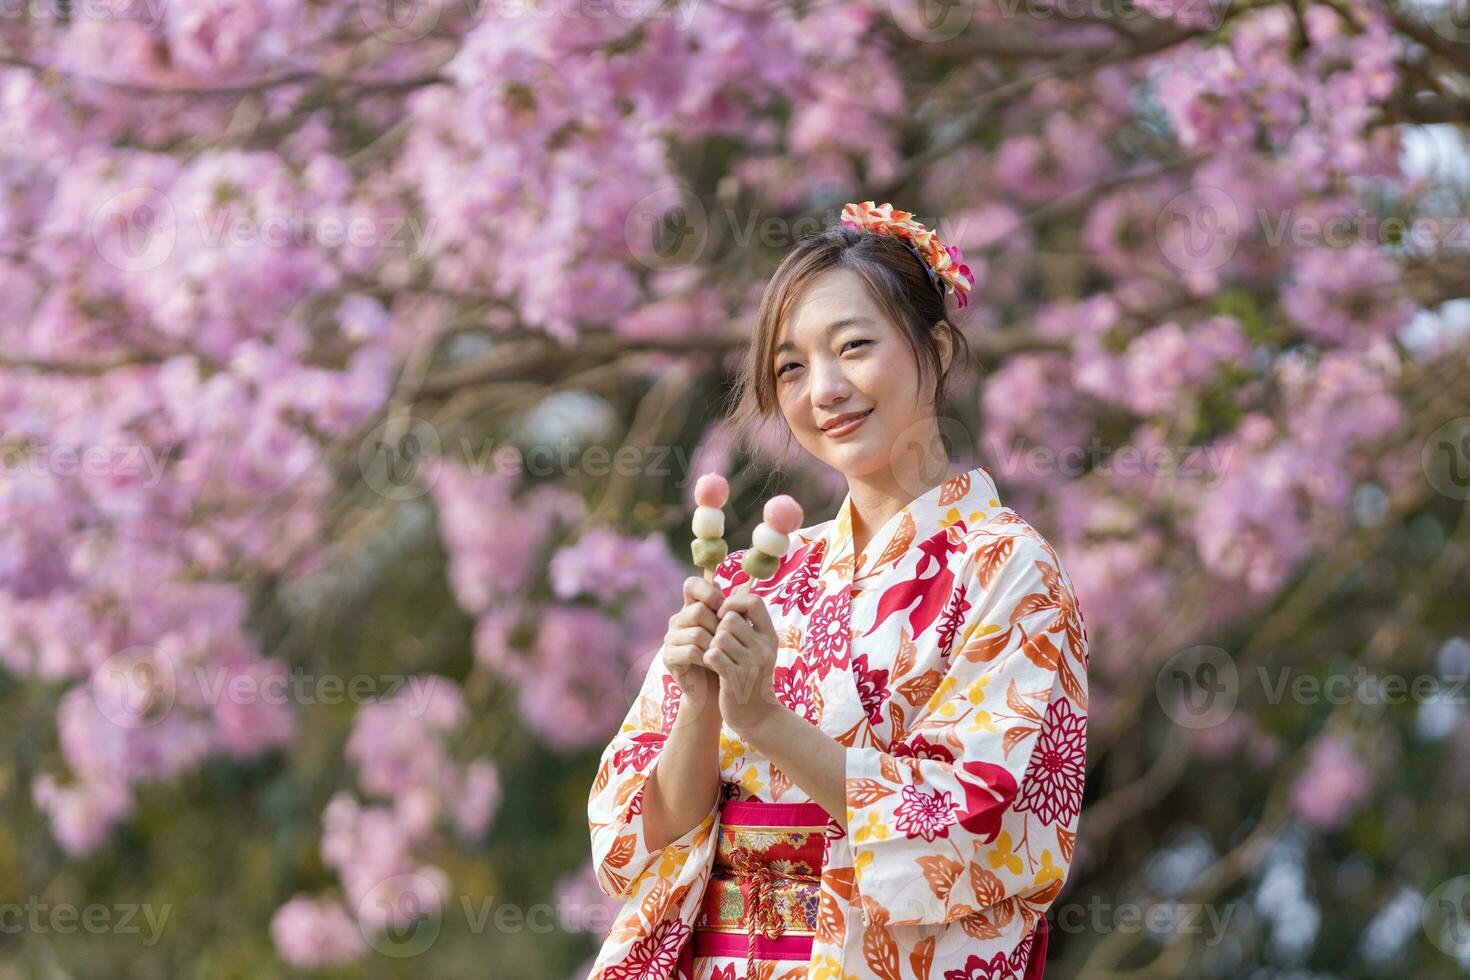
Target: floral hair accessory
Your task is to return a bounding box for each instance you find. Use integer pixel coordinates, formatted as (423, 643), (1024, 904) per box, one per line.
(839, 200), (975, 310)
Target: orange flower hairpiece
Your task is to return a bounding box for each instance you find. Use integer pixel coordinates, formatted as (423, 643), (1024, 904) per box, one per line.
(839, 201), (975, 309)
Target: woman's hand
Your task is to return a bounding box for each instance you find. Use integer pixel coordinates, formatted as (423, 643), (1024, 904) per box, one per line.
(702, 592), (786, 737)
(660, 576), (724, 721)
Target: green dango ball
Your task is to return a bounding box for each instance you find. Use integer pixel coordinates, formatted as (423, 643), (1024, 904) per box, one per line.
(691, 537), (727, 568)
(740, 549), (779, 580)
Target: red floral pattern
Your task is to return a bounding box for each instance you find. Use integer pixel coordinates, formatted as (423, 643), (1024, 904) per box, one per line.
(759, 540), (825, 616)
(1013, 697), (1086, 826)
(772, 657), (819, 724)
(804, 591), (851, 678)
(892, 733), (956, 763)
(935, 584), (972, 660)
(851, 653), (890, 726)
(893, 784), (955, 842)
(613, 732), (665, 774)
(943, 951), (1016, 980)
(603, 919), (690, 980)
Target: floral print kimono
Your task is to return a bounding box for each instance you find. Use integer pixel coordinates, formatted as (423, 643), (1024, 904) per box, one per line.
(587, 464), (1090, 979)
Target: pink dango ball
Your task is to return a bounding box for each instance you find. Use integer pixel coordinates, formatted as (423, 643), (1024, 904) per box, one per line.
(694, 473), (729, 508)
(763, 494), (803, 535)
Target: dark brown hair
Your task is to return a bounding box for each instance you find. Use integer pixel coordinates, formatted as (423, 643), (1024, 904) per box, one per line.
(725, 224), (971, 456)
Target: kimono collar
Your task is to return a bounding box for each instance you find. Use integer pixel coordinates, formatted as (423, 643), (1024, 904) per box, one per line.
(819, 463), (1003, 584)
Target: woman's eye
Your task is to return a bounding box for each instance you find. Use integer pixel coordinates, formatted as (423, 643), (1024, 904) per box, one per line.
(776, 362), (800, 377)
(841, 339), (870, 354)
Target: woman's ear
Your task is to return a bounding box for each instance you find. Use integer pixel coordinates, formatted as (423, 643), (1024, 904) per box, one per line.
(935, 319), (954, 375)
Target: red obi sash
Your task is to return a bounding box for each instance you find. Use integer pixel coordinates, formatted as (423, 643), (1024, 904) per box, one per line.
(680, 799), (829, 978)
(674, 797), (1050, 980)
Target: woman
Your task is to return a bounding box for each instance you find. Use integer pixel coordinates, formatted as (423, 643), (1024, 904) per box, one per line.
(587, 202), (1089, 980)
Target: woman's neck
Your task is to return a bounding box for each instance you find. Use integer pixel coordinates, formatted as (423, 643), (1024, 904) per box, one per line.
(846, 438), (952, 558)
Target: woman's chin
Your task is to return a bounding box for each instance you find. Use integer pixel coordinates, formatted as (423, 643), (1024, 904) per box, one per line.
(819, 439), (890, 477)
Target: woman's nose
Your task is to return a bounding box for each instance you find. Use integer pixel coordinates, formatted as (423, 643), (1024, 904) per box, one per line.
(807, 357), (852, 408)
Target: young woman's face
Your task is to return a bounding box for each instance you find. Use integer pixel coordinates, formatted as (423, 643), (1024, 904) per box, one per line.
(772, 267), (944, 479)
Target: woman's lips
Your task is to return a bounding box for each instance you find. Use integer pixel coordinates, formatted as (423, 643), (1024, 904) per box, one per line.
(823, 409), (873, 438)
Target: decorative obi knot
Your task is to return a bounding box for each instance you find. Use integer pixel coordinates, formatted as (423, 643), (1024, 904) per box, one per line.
(695, 799), (830, 979)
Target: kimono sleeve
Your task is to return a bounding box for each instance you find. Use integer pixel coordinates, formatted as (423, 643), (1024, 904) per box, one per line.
(844, 531), (1089, 927)
(587, 562), (740, 899)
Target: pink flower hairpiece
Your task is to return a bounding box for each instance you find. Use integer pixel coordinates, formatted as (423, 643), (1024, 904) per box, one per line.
(839, 201), (975, 310)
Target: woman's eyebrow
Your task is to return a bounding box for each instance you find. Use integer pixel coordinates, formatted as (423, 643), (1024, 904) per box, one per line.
(774, 316), (872, 355)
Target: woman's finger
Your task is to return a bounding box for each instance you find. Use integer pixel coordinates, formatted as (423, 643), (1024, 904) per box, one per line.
(673, 600), (720, 633)
(711, 630), (753, 661)
(745, 595), (776, 635)
(702, 646), (738, 678)
(719, 594), (774, 637)
(668, 625), (713, 650)
(715, 610), (755, 645)
(688, 602), (719, 634)
(663, 644), (701, 669)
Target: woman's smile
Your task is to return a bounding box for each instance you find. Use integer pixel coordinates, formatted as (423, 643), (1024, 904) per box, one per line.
(821, 408), (874, 439)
